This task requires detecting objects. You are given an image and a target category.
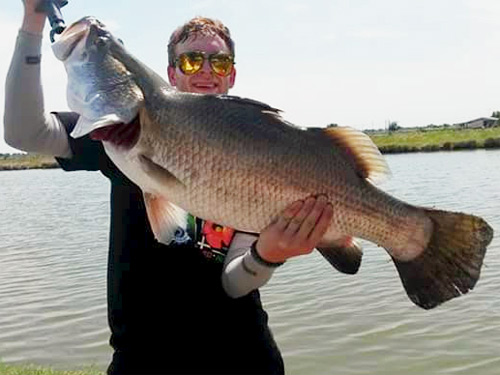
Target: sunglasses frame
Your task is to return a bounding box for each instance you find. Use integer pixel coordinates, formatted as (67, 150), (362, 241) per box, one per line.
(175, 51), (235, 77)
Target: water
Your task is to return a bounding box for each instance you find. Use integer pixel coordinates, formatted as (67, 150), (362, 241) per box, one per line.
(0, 150), (499, 374)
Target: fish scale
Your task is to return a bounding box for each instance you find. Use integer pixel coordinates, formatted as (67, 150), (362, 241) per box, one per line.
(139, 96), (425, 248)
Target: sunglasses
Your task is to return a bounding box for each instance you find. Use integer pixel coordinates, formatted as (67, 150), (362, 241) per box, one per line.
(175, 51), (235, 77)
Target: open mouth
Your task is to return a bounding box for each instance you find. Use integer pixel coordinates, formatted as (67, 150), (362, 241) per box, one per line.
(52, 19), (90, 60)
(192, 82), (218, 91)
(52, 17), (106, 61)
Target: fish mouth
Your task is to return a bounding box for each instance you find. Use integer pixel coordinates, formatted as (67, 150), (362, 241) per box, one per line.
(52, 16), (104, 61)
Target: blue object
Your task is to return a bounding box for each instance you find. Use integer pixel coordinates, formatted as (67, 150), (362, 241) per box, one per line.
(36, 0), (68, 42)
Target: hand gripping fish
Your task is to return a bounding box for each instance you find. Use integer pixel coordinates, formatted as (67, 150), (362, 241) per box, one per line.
(52, 17), (493, 310)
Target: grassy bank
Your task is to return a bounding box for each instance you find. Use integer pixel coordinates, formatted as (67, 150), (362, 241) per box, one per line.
(1, 127), (500, 171)
(369, 126), (500, 153)
(0, 363), (104, 375)
(0, 153), (58, 171)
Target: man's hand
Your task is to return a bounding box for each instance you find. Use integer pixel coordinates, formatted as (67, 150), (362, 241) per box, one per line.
(255, 195), (333, 264)
(21, 0), (47, 34)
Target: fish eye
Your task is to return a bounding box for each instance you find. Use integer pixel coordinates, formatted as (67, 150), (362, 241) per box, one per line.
(95, 36), (109, 48)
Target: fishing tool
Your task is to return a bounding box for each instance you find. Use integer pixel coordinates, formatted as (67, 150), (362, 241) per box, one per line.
(35, 0), (69, 42)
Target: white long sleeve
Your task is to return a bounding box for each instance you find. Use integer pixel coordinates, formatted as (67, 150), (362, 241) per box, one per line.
(222, 232), (277, 298)
(4, 29), (71, 158)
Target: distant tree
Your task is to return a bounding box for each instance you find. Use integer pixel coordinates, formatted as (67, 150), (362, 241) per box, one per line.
(327, 123), (338, 128)
(491, 111), (500, 119)
(388, 121), (400, 132)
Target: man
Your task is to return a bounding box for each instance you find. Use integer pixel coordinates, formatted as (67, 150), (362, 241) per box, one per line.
(4, 2), (333, 374)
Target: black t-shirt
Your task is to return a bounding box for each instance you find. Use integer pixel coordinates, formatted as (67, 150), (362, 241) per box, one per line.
(54, 112), (284, 375)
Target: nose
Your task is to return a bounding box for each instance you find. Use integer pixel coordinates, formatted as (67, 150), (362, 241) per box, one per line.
(198, 58), (213, 75)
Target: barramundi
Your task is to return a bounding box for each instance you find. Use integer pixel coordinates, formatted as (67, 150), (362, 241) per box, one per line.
(52, 16), (493, 310)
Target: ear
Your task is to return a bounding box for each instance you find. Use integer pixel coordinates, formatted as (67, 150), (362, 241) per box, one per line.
(228, 66), (236, 89)
(167, 66), (177, 86)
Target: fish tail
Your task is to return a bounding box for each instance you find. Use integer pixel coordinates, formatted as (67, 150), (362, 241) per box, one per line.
(392, 208), (493, 309)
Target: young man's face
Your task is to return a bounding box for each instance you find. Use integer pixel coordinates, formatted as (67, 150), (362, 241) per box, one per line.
(168, 34), (236, 95)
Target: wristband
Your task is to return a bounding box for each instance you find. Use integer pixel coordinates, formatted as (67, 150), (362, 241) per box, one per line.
(250, 241), (285, 268)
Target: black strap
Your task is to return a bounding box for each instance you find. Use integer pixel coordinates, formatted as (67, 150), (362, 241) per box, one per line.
(250, 241), (285, 268)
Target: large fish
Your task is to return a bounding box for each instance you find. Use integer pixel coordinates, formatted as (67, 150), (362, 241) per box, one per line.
(52, 16), (493, 309)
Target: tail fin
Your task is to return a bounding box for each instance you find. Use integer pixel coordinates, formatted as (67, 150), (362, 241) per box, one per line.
(392, 208), (493, 309)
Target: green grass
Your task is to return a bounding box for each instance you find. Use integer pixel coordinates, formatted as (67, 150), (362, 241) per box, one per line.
(0, 363), (104, 375)
(0, 153), (58, 170)
(369, 127), (500, 153)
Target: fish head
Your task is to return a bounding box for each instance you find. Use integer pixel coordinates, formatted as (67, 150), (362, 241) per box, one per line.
(52, 16), (144, 137)
(52, 16), (109, 61)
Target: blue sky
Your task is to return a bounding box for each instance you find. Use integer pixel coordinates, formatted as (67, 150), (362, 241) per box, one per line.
(1, 0), (500, 153)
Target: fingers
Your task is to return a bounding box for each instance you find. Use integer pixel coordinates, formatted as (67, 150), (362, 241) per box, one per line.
(272, 200), (304, 231)
(257, 195), (333, 263)
(295, 195), (330, 239)
(307, 202), (333, 244)
(282, 195), (331, 239)
(283, 196), (317, 236)
(269, 195), (334, 238)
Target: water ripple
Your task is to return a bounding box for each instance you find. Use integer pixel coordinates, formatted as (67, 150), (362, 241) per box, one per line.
(1, 152), (500, 374)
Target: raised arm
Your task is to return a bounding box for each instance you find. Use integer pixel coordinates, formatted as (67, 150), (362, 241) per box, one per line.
(3, 0), (71, 158)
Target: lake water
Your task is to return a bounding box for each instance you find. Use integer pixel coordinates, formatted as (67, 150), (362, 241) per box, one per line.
(0, 150), (499, 375)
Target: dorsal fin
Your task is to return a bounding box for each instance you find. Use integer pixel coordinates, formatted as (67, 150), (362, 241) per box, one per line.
(317, 126), (391, 184)
(216, 94), (282, 113)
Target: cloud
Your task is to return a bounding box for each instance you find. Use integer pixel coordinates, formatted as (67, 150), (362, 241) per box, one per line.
(189, 0), (226, 12)
(464, 0), (500, 23)
(285, 2), (310, 14)
(101, 18), (121, 33)
(350, 29), (407, 40)
(464, 0), (500, 14)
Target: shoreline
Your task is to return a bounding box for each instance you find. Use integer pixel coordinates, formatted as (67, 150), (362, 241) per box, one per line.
(368, 126), (500, 154)
(377, 140), (500, 154)
(0, 154), (59, 171)
(2, 127), (500, 171)
(0, 163), (59, 171)
(0, 363), (104, 375)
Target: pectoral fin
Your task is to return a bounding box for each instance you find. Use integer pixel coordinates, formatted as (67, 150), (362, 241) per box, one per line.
(138, 156), (187, 244)
(138, 155), (186, 190)
(143, 192), (187, 245)
(317, 237), (363, 275)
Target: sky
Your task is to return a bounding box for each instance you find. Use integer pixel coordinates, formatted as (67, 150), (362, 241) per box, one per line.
(1, 0), (500, 153)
